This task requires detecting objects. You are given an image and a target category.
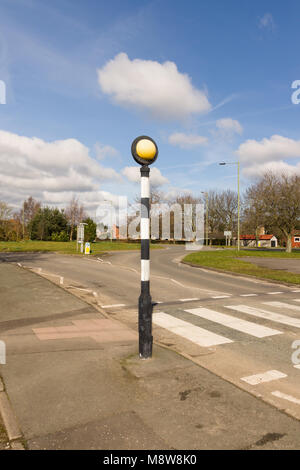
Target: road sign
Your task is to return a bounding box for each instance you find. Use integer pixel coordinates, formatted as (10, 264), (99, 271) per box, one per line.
(85, 242), (90, 255)
(224, 231), (232, 237)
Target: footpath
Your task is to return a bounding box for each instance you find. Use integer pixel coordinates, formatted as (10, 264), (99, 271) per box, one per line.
(1, 262), (300, 450)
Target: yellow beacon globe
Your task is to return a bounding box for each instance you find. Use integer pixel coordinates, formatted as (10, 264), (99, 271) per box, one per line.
(136, 139), (156, 160)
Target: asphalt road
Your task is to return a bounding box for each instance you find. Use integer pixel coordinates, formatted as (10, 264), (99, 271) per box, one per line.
(1, 247), (300, 421)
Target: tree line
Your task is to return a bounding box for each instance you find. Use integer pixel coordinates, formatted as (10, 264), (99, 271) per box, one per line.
(0, 172), (299, 252)
(139, 172), (300, 253)
(0, 196), (96, 242)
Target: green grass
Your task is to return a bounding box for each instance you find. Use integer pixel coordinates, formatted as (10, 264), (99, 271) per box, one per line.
(183, 249), (300, 285)
(0, 240), (161, 254)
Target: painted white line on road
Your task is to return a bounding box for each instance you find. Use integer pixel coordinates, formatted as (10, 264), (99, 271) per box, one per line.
(263, 301), (300, 312)
(241, 370), (287, 385)
(292, 290), (300, 293)
(60, 277), (64, 285)
(67, 286), (93, 293)
(101, 304), (126, 309)
(267, 292), (283, 295)
(211, 295), (231, 299)
(93, 291), (98, 297)
(240, 294), (258, 297)
(227, 305), (300, 329)
(17, 263), (22, 267)
(153, 312), (233, 347)
(294, 365), (300, 369)
(185, 308), (281, 338)
(294, 299), (300, 303)
(170, 278), (186, 288)
(271, 391), (300, 405)
(179, 298), (200, 302)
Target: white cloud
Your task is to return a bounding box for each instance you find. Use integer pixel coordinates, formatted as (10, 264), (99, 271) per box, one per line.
(122, 166), (169, 187)
(94, 142), (119, 160)
(0, 130), (121, 209)
(216, 118), (243, 135)
(168, 132), (208, 149)
(236, 134), (300, 178)
(97, 53), (211, 120)
(258, 13), (275, 31)
(243, 161), (300, 178)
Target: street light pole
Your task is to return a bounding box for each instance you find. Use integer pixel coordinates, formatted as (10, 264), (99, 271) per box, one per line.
(131, 135), (158, 359)
(201, 192), (209, 246)
(219, 161), (241, 251)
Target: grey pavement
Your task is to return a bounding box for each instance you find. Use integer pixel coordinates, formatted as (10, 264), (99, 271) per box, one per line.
(1, 262), (300, 449)
(239, 257), (300, 274)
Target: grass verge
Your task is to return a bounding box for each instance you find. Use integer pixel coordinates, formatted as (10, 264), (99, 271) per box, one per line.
(0, 240), (162, 255)
(183, 249), (300, 285)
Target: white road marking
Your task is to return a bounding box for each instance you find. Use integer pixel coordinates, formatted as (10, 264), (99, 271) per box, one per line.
(241, 370), (287, 385)
(179, 298), (200, 302)
(240, 294), (258, 297)
(292, 290), (300, 293)
(267, 292), (283, 295)
(170, 278), (186, 287)
(271, 391), (300, 405)
(60, 277), (64, 285)
(294, 299), (300, 303)
(101, 304), (126, 308)
(294, 365), (300, 369)
(185, 308), (281, 338)
(17, 263), (22, 267)
(211, 295), (231, 299)
(66, 285), (93, 293)
(227, 305), (300, 329)
(153, 312), (233, 347)
(263, 301), (300, 312)
(92, 291), (98, 297)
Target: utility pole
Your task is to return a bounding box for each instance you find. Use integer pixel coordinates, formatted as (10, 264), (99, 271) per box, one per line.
(131, 135), (158, 359)
(201, 191), (209, 246)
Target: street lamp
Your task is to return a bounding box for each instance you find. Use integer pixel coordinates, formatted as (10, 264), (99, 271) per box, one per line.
(201, 191), (209, 246)
(219, 161), (240, 251)
(131, 135), (158, 359)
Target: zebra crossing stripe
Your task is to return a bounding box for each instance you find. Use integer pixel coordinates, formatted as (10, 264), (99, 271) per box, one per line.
(153, 312), (233, 347)
(185, 308), (281, 338)
(240, 294), (258, 297)
(241, 370), (287, 385)
(263, 301), (300, 312)
(227, 304), (300, 328)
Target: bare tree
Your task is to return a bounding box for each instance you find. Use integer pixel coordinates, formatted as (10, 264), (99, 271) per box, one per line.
(246, 173), (300, 252)
(65, 197), (86, 241)
(0, 201), (12, 240)
(21, 197), (41, 239)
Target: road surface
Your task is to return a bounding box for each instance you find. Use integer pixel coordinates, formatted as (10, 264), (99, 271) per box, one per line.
(1, 246), (300, 421)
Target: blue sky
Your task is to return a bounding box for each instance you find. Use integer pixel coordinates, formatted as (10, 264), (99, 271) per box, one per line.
(0, 0), (300, 213)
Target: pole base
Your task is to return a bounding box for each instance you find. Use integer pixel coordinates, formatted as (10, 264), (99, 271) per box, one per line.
(138, 291), (153, 359)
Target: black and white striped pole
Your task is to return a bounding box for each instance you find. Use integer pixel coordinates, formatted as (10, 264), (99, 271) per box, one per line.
(131, 136), (158, 359)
